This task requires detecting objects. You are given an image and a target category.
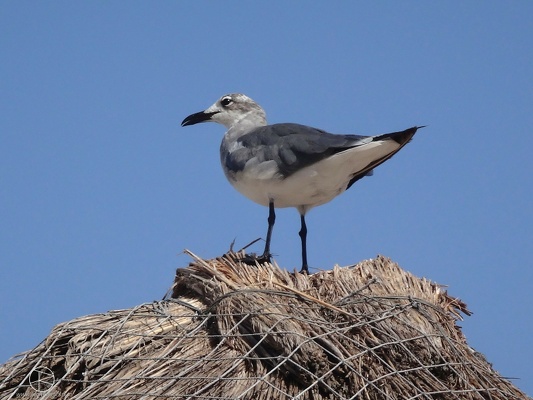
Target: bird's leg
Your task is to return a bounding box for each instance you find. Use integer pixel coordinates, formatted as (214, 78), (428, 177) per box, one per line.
(299, 214), (309, 274)
(261, 200), (276, 260)
(239, 201), (274, 265)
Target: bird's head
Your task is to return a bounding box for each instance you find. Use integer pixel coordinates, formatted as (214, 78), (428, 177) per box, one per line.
(181, 93), (267, 130)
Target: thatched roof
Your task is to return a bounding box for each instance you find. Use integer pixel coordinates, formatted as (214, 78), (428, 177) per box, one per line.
(0, 251), (529, 399)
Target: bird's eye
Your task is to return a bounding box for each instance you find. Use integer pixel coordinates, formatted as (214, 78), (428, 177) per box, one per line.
(221, 97), (233, 107)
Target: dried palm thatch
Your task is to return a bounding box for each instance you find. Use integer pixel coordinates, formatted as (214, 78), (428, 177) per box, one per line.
(0, 251), (529, 400)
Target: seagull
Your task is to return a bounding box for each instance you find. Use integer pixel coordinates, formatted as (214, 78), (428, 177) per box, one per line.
(181, 93), (422, 274)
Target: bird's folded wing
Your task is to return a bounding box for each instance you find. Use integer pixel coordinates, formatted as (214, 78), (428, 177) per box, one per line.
(239, 123), (372, 177)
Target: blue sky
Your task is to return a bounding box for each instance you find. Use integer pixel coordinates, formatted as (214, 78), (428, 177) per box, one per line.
(1, 2), (532, 395)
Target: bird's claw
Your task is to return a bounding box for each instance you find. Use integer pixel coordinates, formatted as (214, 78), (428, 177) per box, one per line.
(238, 252), (272, 265)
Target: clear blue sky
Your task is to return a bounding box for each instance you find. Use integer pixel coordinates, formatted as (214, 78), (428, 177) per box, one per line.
(1, 2), (532, 395)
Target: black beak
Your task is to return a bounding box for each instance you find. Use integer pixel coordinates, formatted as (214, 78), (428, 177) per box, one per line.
(181, 111), (219, 127)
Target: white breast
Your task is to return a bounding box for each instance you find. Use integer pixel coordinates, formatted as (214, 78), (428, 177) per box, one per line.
(226, 139), (400, 211)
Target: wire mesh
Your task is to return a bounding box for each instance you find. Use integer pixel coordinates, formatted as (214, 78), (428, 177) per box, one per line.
(0, 253), (529, 400)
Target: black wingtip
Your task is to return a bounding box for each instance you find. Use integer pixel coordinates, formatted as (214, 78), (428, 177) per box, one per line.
(374, 126), (422, 146)
(345, 125), (425, 190)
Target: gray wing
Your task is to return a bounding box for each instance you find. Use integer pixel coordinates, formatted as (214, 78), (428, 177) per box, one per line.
(225, 123), (372, 177)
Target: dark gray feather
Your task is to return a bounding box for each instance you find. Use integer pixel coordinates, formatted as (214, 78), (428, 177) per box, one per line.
(224, 123), (371, 177)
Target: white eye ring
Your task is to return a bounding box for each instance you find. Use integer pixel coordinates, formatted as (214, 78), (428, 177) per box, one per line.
(220, 97), (233, 107)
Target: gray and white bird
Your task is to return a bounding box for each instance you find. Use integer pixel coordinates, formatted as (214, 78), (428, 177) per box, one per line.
(182, 93), (422, 274)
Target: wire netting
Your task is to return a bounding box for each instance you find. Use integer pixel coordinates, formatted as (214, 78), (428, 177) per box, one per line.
(0, 252), (529, 400)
